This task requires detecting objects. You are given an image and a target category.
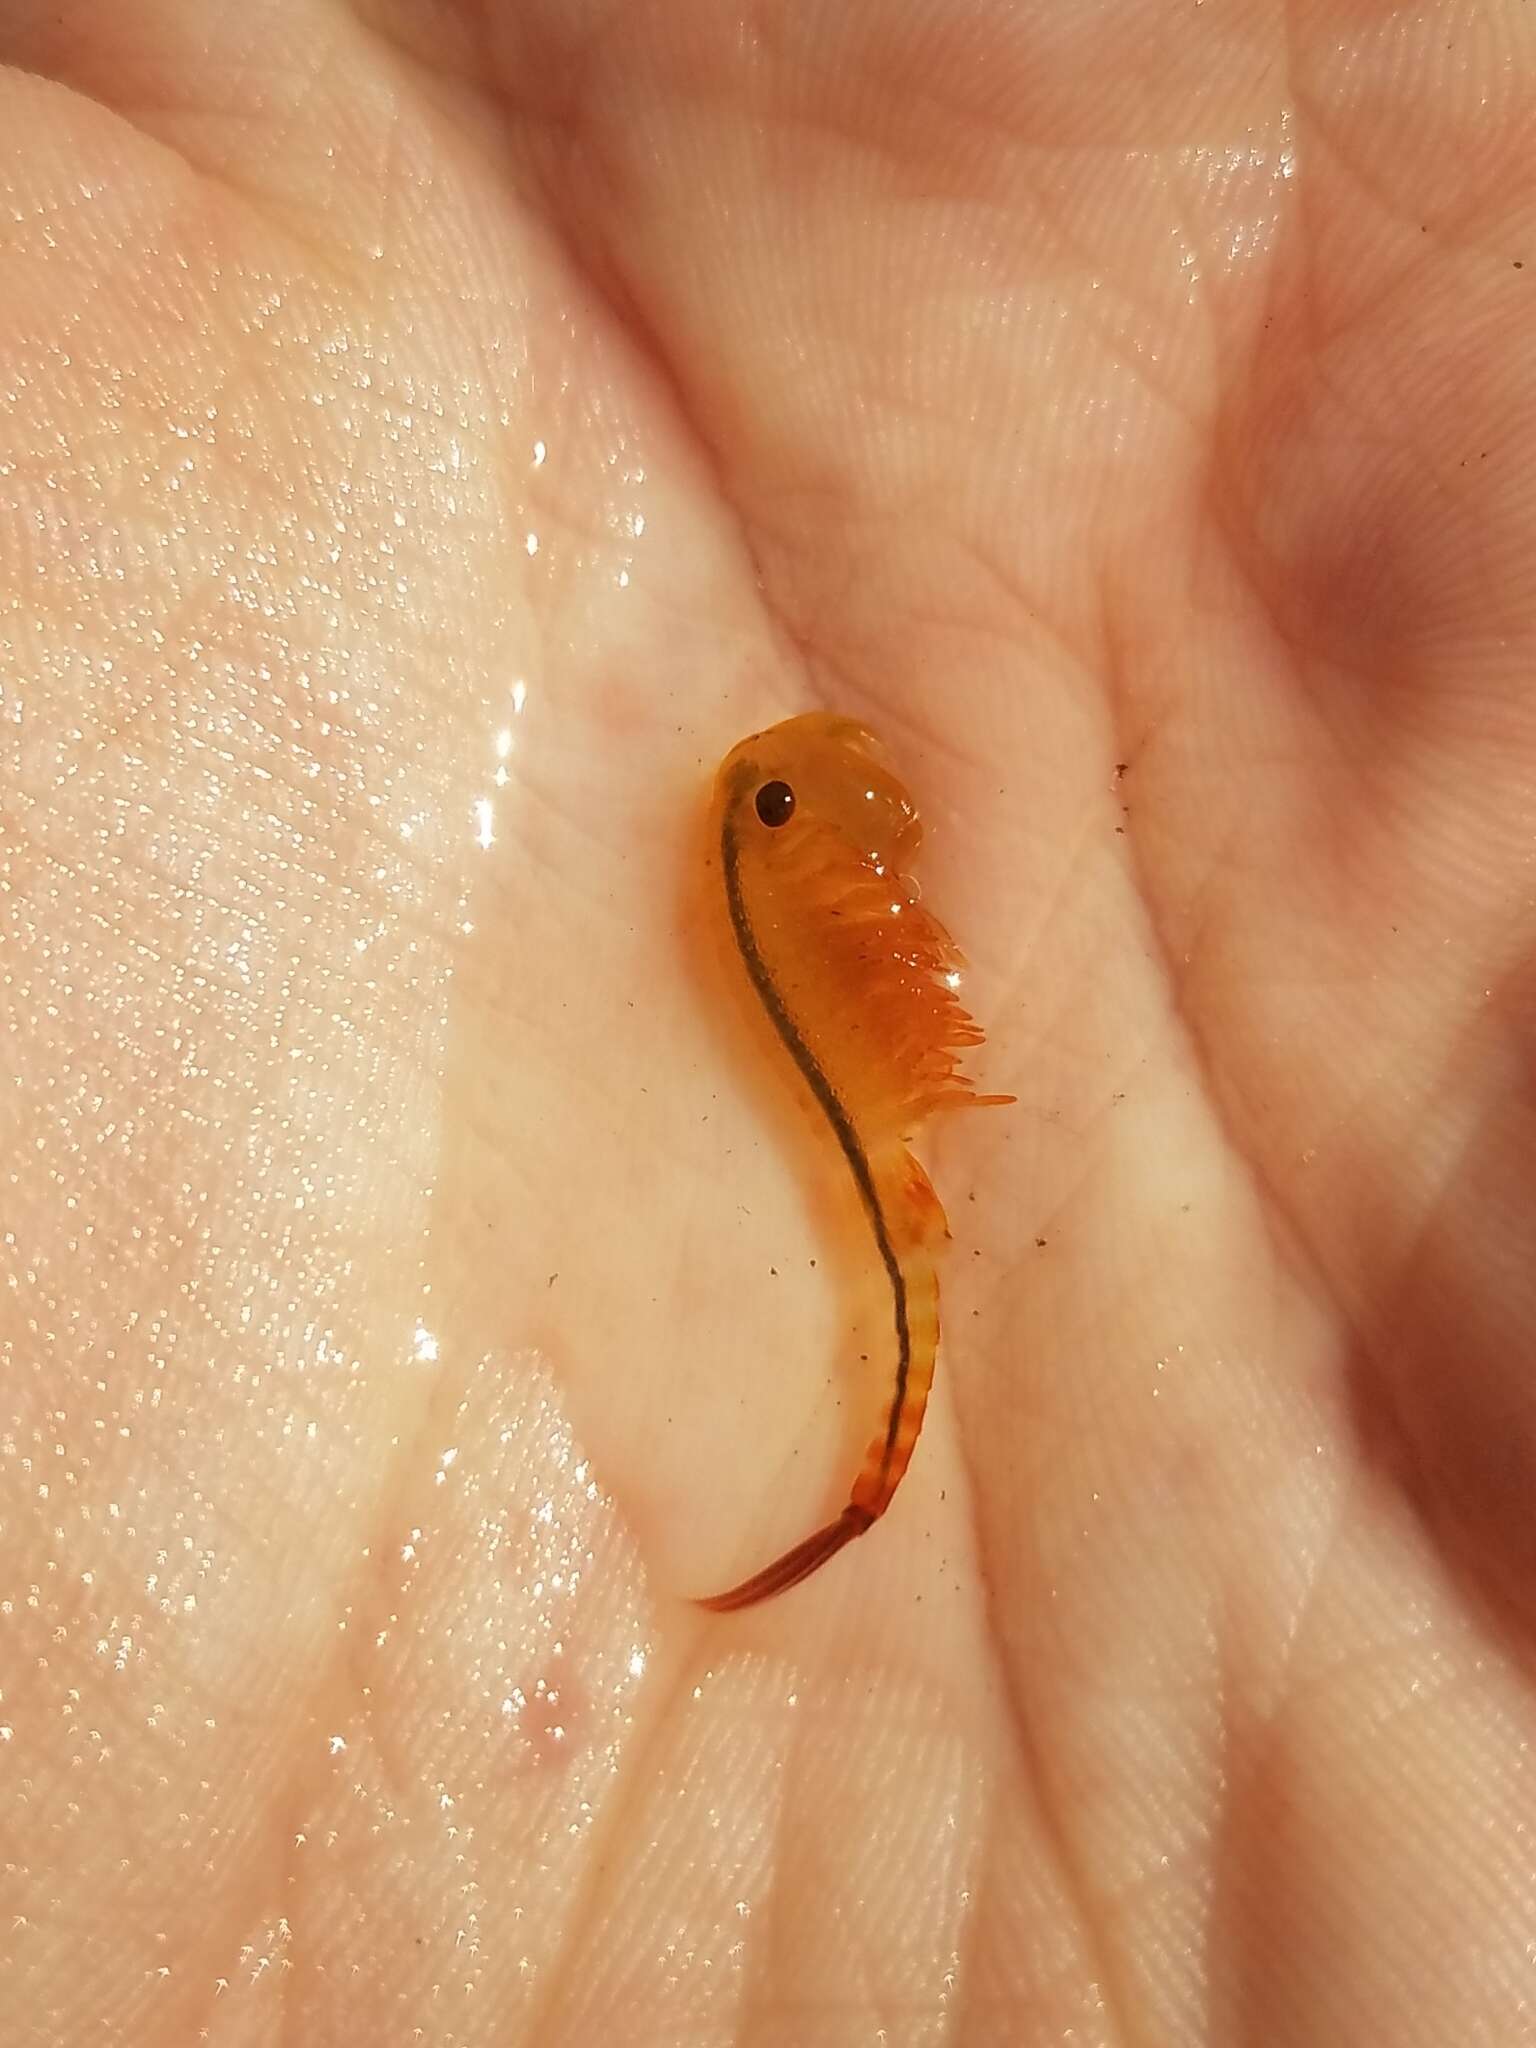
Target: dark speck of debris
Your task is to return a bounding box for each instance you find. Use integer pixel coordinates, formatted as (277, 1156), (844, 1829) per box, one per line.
(1035, 1236), (1048, 1249)
(769, 1265), (778, 1276)
(1114, 762), (1130, 780)
(547, 1273), (558, 1287)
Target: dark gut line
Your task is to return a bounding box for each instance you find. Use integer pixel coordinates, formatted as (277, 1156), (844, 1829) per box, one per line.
(720, 792), (910, 1485)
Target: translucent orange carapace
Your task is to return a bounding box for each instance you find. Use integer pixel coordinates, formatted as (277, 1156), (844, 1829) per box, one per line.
(697, 712), (1011, 1612)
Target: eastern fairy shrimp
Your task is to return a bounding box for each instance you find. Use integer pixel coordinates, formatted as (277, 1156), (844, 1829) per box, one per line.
(697, 712), (1011, 1612)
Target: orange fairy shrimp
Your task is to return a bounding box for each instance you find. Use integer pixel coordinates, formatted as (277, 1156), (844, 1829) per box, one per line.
(697, 712), (1012, 1613)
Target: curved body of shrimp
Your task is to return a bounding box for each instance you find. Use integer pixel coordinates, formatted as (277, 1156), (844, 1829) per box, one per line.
(697, 713), (1011, 1613)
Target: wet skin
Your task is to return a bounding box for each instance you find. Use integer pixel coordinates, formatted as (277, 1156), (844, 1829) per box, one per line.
(4, 5), (1536, 2044)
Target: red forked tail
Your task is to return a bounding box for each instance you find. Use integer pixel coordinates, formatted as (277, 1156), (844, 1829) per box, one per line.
(694, 1504), (875, 1613)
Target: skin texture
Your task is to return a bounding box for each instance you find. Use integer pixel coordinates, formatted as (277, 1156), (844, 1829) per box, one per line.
(2, 2), (1534, 2042)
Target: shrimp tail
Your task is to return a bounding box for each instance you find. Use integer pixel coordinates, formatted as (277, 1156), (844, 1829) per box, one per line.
(696, 1175), (944, 1615)
(851, 1226), (940, 1522)
(695, 1504), (875, 1613)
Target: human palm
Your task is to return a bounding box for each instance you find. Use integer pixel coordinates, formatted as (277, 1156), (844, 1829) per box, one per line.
(5, 5), (1534, 2043)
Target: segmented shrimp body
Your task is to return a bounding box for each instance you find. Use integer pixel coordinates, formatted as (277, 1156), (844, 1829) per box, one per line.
(698, 713), (1010, 1612)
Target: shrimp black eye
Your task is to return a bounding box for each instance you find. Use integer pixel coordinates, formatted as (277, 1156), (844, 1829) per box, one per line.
(754, 780), (796, 828)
